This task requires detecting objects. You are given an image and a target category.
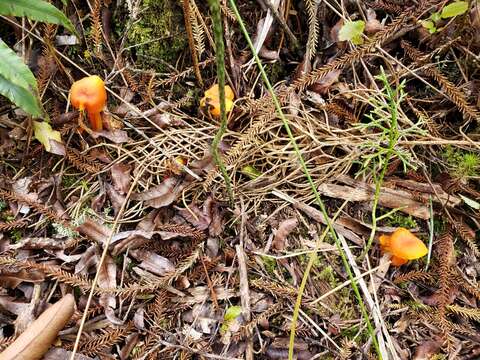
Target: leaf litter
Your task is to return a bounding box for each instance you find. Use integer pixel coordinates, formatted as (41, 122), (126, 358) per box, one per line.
(0, 0), (480, 359)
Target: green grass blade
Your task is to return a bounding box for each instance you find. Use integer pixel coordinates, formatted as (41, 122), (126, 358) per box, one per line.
(207, 0), (234, 205)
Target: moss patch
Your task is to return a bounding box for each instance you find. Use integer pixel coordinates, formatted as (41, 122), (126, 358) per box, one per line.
(125, 0), (188, 72)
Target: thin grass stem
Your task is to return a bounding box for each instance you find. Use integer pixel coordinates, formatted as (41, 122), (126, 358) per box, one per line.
(208, 0), (234, 205)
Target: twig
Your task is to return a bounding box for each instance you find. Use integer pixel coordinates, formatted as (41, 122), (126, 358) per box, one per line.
(236, 244), (253, 360)
(200, 254), (219, 309)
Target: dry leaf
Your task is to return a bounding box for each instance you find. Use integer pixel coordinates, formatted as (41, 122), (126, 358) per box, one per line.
(266, 338), (313, 360)
(75, 244), (100, 275)
(98, 253), (117, 310)
(8, 237), (66, 250)
(310, 69), (341, 95)
(106, 183), (125, 215)
(76, 218), (112, 246)
(130, 249), (174, 276)
(91, 129), (130, 143)
(43, 348), (94, 360)
(272, 218), (298, 251)
(133, 177), (185, 208)
(0, 294), (75, 360)
(0, 296), (29, 315)
(204, 197), (224, 237)
(177, 203), (211, 231)
(110, 163), (132, 194)
(0, 268), (45, 288)
(119, 332), (139, 360)
(365, 9), (384, 34)
(413, 339), (443, 360)
(32, 121), (65, 155)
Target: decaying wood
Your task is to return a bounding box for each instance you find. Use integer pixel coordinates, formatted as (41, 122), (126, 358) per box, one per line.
(317, 176), (460, 219)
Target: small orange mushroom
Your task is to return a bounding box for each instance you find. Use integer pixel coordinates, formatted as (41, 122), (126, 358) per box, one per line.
(379, 227), (428, 266)
(200, 84), (234, 117)
(70, 75), (107, 131)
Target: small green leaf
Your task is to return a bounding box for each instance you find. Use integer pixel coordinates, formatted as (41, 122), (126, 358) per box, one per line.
(0, 0), (75, 34)
(338, 20), (365, 45)
(0, 74), (43, 117)
(241, 165), (261, 180)
(441, 1), (469, 18)
(420, 20), (437, 34)
(224, 306), (242, 321)
(33, 120), (63, 153)
(220, 305), (242, 334)
(429, 11), (441, 22)
(459, 194), (480, 210)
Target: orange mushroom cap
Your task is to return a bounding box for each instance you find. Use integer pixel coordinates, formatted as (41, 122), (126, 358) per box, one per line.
(380, 227), (428, 266)
(200, 84), (234, 117)
(70, 75), (107, 131)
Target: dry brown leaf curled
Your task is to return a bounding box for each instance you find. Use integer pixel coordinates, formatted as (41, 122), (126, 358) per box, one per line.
(272, 217), (298, 251)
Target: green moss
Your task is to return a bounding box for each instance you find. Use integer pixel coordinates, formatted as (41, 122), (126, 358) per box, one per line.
(61, 175), (78, 188)
(9, 229), (22, 243)
(317, 265), (339, 288)
(260, 255), (277, 275)
(266, 61), (287, 85)
(443, 145), (480, 178)
(384, 212), (417, 228)
(125, 0), (187, 72)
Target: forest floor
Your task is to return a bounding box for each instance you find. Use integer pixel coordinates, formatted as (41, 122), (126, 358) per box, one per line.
(1, 0), (480, 359)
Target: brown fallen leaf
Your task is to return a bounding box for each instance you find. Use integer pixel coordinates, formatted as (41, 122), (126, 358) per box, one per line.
(365, 8), (384, 34)
(106, 183), (125, 215)
(91, 129), (130, 143)
(76, 218), (112, 246)
(0, 268), (45, 288)
(0, 294), (75, 360)
(8, 237), (67, 250)
(110, 163), (132, 194)
(43, 347), (94, 360)
(0, 296), (29, 315)
(413, 338), (443, 360)
(119, 332), (139, 360)
(310, 69), (341, 95)
(98, 253), (117, 311)
(130, 249), (174, 276)
(177, 203), (211, 230)
(272, 217), (298, 251)
(133, 176), (185, 208)
(75, 244), (100, 275)
(265, 338), (313, 360)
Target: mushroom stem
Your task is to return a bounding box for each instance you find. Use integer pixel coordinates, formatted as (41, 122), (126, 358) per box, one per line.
(88, 112), (103, 131)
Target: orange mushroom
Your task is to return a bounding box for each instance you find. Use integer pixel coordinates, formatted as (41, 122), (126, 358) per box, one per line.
(200, 84), (234, 117)
(379, 227), (428, 266)
(70, 75), (107, 131)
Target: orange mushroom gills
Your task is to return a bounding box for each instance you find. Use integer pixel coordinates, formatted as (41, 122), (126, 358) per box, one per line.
(70, 75), (107, 131)
(200, 84), (234, 117)
(379, 227), (428, 266)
